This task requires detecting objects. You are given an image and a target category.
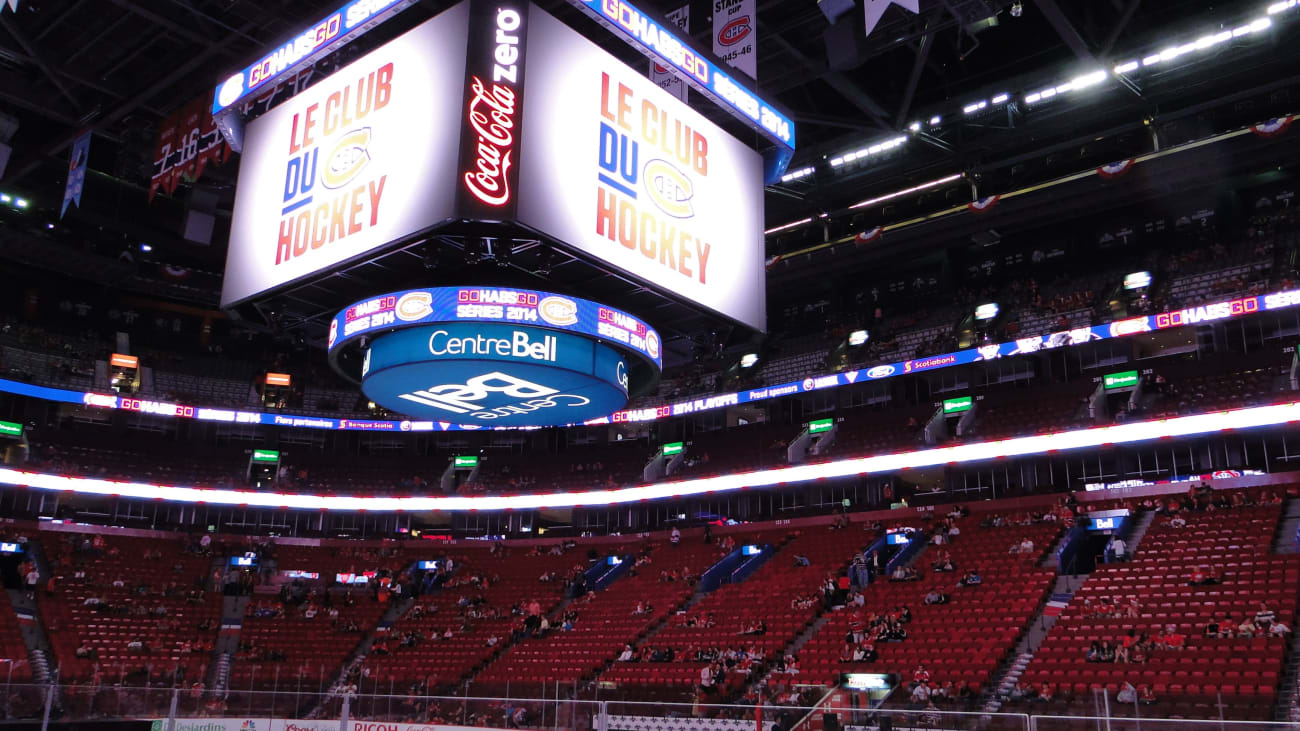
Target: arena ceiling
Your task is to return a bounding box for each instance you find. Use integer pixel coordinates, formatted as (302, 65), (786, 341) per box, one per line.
(0, 0), (1297, 339)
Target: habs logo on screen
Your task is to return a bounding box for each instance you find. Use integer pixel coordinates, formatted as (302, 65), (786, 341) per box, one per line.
(594, 71), (713, 287)
(397, 371), (591, 420)
(274, 61), (392, 268)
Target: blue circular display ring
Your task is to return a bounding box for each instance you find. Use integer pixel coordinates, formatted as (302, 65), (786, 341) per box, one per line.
(328, 287), (661, 423)
(360, 323), (631, 426)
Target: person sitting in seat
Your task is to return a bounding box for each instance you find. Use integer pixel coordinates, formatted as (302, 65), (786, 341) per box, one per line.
(958, 570), (982, 587)
(1255, 603), (1276, 628)
(923, 587), (948, 605)
(1116, 681), (1138, 704)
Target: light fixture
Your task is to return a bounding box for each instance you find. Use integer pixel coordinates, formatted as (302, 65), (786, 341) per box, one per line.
(740, 353), (759, 368)
(848, 173), (963, 210)
(1010, 2), (1023, 17)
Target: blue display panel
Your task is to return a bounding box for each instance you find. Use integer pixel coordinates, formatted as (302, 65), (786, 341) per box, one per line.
(361, 324), (628, 425)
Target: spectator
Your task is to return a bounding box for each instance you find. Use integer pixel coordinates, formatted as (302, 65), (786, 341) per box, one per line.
(923, 587), (948, 605)
(1255, 603), (1276, 628)
(1117, 681), (1138, 704)
(1109, 536), (1127, 561)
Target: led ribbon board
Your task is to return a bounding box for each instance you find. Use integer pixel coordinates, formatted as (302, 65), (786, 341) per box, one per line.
(211, 0), (417, 115)
(566, 0), (794, 155)
(3, 399), (1298, 511)
(6, 288), (1300, 432)
(330, 287), (661, 369)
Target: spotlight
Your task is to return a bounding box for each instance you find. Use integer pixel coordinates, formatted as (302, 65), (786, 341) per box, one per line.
(536, 246), (554, 276)
(1010, 2), (1022, 17)
(495, 239), (513, 268)
(423, 245), (439, 271)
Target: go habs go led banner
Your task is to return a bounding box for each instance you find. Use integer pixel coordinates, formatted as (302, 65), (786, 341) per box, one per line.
(211, 0), (417, 115)
(221, 3), (470, 307)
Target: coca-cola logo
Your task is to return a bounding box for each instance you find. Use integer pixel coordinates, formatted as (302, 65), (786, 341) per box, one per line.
(461, 6), (523, 209)
(462, 77), (517, 206)
(717, 16), (751, 46)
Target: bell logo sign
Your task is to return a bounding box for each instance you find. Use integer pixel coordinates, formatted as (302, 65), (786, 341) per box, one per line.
(398, 371), (563, 414)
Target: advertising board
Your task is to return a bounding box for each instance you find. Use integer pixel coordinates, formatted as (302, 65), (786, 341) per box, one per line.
(515, 8), (765, 331)
(361, 323), (628, 425)
(221, 5), (469, 307)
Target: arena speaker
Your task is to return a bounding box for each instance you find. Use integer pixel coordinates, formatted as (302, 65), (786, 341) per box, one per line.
(183, 187), (219, 245)
(824, 15), (870, 71)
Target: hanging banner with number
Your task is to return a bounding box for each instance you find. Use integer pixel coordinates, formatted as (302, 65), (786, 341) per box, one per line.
(713, 0), (756, 79)
(650, 4), (689, 101)
(149, 95), (233, 201)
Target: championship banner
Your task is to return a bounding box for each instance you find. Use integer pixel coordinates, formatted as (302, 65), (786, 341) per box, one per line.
(650, 4), (689, 101)
(149, 95), (233, 201)
(61, 132), (90, 218)
(713, 0), (756, 79)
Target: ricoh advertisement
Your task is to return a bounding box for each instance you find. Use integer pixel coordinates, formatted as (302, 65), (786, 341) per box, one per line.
(514, 8), (766, 331)
(221, 4), (469, 308)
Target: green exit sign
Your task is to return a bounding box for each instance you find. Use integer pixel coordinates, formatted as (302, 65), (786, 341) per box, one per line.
(662, 442), (684, 456)
(251, 449), (280, 463)
(808, 418), (834, 434)
(0, 420), (22, 438)
(453, 456), (480, 468)
(1103, 370), (1140, 390)
(942, 397), (973, 414)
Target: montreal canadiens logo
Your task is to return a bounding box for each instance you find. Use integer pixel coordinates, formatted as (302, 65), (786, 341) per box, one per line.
(538, 296), (579, 326)
(802, 378), (815, 391)
(717, 16), (751, 46)
(643, 159), (694, 219)
(866, 365), (895, 379)
(395, 291), (434, 322)
(646, 330), (660, 360)
(321, 127), (371, 189)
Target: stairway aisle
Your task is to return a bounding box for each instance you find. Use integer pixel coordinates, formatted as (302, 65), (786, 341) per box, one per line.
(981, 573), (1088, 714)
